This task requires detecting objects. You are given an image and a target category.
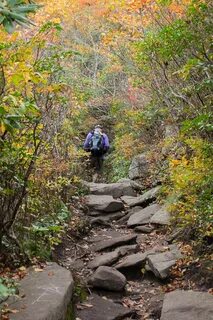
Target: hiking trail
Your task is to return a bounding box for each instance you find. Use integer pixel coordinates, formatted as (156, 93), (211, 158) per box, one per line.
(54, 179), (212, 320)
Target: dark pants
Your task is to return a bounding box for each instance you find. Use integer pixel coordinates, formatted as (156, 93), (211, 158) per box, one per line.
(90, 149), (107, 171)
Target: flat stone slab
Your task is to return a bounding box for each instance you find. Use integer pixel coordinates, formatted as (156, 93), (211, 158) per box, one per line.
(127, 204), (161, 227)
(116, 244), (139, 256)
(147, 245), (182, 279)
(4, 263), (74, 320)
(85, 195), (124, 212)
(150, 206), (170, 225)
(88, 251), (121, 269)
(121, 186), (160, 207)
(93, 234), (137, 252)
(88, 266), (126, 291)
(115, 251), (152, 270)
(90, 211), (126, 225)
(160, 290), (213, 320)
(76, 294), (134, 320)
(135, 225), (154, 233)
(88, 245), (139, 269)
(85, 181), (136, 198)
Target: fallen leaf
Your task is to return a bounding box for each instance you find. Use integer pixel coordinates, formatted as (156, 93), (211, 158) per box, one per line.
(208, 288), (213, 295)
(34, 268), (43, 272)
(10, 309), (19, 314)
(19, 266), (26, 272)
(81, 303), (93, 308)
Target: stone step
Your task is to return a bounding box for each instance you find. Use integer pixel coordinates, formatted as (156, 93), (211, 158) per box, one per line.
(88, 245), (139, 269)
(85, 194), (124, 213)
(127, 204), (161, 227)
(121, 186), (160, 207)
(84, 181), (136, 198)
(93, 234), (137, 252)
(76, 294), (134, 320)
(90, 211), (126, 225)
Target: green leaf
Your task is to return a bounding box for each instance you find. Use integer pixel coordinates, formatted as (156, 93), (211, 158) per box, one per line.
(3, 18), (15, 33)
(0, 15), (5, 24)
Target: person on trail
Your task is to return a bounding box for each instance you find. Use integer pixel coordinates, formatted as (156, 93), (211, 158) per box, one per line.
(83, 125), (110, 156)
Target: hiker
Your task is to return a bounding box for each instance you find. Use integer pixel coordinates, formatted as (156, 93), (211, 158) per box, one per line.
(83, 125), (109, 155)
(83, 125), (109, 170)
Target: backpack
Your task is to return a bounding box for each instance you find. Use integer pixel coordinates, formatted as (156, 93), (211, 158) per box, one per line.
(89, 131), (104, 153)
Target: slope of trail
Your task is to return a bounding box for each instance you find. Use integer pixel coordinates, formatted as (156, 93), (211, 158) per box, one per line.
(54, 180), (213, 320)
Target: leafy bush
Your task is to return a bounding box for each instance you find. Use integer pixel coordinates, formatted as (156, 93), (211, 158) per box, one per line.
(167, 138), (213, 241)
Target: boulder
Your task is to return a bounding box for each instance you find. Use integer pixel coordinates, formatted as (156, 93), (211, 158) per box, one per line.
(121, 186), (161, 207)
(93, 234), (137, 252)
(85, 181), (136, 198)
(76, 294), (134, 320)
(135, 225), (154, 233)
(88, 266), (126, 291)
(150, 207), (170, 225)
(147, 245), (182, 279)
(129, 152), (150, 180)
(85, 195), (124, 212)
(160, 290), (213, 320)
(5, 263), (74, 320)
(127, 204), (161, 227)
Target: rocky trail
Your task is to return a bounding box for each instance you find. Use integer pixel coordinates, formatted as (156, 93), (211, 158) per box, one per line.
(54, 179), (213, 320)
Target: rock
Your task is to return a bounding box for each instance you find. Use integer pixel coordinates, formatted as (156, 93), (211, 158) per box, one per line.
(147, 245), (182, 279)
(85, 195), (124, 212)
(116, 207), (142, 224)
(118, 178), (145, 192)
(115, 251), (152, 270)
(85, 181), (136, 198)
(4, 263), (74, 320)
(161, 125), (180, 156)
(116, 211), (132, 224)
(150, 207), (170, 225)
(88, 266), (126, 291)
(93, 234), (137, 252)
(90, 211), (126, 225)
(88, 251), (121, 269)
(135, 225), (154, 233)
(127, 204), (161, 227)
(76, 294), (134, 320)
(160, 290), (213, 320)
(166, 229), (182, 244)
(121, 186), (161, 207)
(116, 244), (139, 256)
(164, 124), (179, 138)
(129, 152), (150, 180)
(88, 245), (138, 269)
(149, 293), (165, 319)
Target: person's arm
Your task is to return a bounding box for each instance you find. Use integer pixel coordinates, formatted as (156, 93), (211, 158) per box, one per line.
(84, 132), (92, 149)
(103, 133), (110, 149)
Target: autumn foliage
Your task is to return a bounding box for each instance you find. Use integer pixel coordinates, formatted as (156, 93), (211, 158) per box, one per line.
(0, 0), (212, 270)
